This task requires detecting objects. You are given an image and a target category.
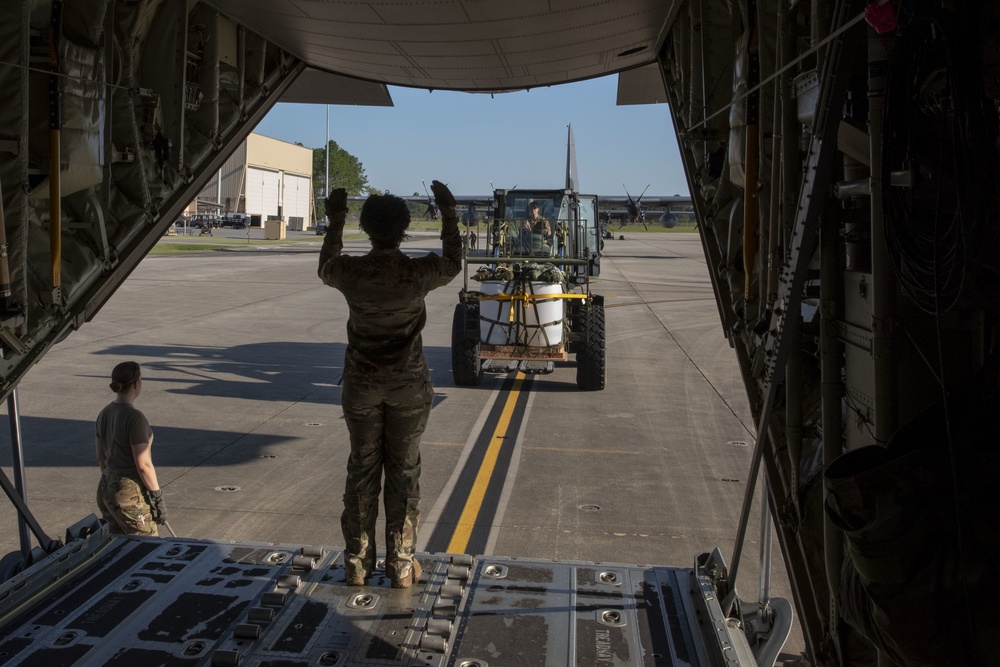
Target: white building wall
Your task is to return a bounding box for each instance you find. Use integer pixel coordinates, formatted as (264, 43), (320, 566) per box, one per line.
(247, 166), (281, 218)
(283, 173), (311, 229)
(189, 133), (313, 224)
(246, 134), (313, 225)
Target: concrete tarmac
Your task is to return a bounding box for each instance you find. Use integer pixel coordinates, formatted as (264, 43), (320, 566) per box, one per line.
(0, 230), (804, 656)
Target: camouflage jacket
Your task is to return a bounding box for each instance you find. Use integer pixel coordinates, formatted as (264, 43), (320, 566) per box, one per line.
(318, 212), (462, 382)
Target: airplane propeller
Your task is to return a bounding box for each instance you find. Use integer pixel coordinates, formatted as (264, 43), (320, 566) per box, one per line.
(622, 183), (651, 229)
(421, 179), (439, 220)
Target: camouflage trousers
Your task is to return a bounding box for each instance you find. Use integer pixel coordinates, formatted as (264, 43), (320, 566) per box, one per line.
(96, 469), (158, 537)
(340, 374), (433, 581)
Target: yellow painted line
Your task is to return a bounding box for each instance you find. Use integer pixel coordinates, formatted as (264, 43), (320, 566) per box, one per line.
(446, 372), (526, 553)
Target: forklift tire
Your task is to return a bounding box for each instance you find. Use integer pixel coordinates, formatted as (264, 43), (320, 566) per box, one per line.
(576, 301), (606, 391)
(452, 302), (482, 387)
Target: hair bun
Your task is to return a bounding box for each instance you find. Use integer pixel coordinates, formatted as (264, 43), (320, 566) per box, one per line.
(110, 361), (141, 394)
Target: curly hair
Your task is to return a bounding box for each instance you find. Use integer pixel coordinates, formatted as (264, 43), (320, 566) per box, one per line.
(360, 194), (410, 248)
(110, 361), (141, 393)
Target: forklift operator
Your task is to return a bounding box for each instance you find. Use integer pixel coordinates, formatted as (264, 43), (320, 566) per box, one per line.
(318, 181), (461, 588)
(527, 201), (553, 254)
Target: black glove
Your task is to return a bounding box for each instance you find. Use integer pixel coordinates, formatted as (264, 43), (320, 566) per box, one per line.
(147, 489), (168, 524)
(430, 180), (456, 214)
(325, 188), (348, 219)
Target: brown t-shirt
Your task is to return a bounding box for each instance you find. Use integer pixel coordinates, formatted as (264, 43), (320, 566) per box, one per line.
(96, 402), (152, 477)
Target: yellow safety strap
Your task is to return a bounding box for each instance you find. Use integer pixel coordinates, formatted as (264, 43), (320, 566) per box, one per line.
(477, 292), (588, 323)
(477, 293), (588, 301)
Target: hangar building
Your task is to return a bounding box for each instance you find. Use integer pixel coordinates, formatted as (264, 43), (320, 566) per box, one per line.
(191, 133), (314, 230)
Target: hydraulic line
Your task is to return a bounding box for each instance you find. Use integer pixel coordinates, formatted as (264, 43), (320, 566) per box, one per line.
(773, 4), (800, 528)
(0, 177), (12, 308)
(742, 0), (760, 303)
(48, 0), (63, 297)
(765, 1), (785, 306)
(6, 387), (32, 558)
(820, 185), (845, 662)
(869, 31), (897, 441)
(780, 3), (798, 267)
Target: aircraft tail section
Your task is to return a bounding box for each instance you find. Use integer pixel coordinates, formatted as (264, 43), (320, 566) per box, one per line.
(565, 124), (578, 192)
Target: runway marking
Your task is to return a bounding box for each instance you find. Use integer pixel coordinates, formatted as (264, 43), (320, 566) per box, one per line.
(482, 386), (534, 556)
(421, 372), (533, 555)
(446, 373), (526, 554)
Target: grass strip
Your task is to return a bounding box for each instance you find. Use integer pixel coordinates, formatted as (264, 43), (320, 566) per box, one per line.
(150, 233), (368, 255)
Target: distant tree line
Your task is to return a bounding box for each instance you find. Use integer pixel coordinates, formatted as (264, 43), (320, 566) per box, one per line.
(310, 141), (441, 224)
(312, 140), (379, 219)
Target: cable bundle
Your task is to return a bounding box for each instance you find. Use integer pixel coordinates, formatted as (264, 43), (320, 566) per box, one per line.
(882, 10), (1000, 314)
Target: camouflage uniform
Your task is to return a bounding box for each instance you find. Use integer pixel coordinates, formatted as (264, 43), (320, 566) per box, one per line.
(318, 206), (461, 582)
(96, 469), (158, 536)
(95, 402), (158, 536)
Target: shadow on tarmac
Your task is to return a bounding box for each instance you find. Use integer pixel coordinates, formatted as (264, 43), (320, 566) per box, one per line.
(88, 342), (459, 400)
(0, 341), (459, 470)
(0, 415), (299, 468)
(90, 341), (348, 404)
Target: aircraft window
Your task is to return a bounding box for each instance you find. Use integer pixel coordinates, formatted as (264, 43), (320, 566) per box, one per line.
(576, 197), (598, 254)
(505, 194), (559, 220)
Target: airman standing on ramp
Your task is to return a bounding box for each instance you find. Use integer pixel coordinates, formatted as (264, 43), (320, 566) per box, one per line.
(318, 181), (461, 587)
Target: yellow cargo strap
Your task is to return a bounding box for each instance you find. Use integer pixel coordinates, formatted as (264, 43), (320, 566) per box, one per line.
(477, 293), (588, 301)
(477, 292), (588, 323)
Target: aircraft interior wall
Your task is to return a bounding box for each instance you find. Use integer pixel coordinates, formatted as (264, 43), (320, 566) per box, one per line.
(0, 0), (303, 400)
(661, 0), (1000, 664)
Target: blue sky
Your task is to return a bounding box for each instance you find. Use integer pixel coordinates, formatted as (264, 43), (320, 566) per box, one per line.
(252, 75), (689, 198)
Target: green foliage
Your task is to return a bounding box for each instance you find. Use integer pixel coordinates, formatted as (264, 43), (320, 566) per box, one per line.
(313, 141), (378, 219)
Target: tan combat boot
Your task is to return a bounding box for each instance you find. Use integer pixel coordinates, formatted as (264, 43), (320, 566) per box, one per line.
(388, 558), (422, 588)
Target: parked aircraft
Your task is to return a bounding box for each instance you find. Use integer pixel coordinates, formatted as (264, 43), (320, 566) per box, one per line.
(622, 184), (650, 225)
(341, 191), (493, 211)
(599, 191), (692, 229)
(420, 180), (439, 220)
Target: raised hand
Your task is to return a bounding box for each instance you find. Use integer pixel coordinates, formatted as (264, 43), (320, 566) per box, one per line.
(326, 188), (348, 218)
(430, 180), (456, 211)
